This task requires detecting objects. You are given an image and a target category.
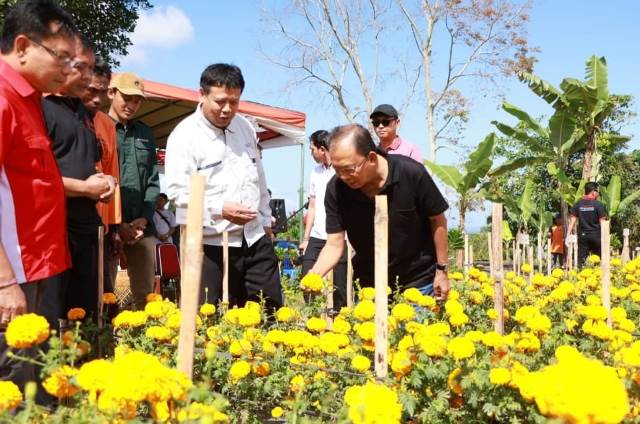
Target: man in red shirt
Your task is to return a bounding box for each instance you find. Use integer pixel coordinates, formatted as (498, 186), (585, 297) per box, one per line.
(0, 0), (76, 389)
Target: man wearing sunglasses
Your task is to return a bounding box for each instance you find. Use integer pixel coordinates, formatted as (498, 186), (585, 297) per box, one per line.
(370, 104), (422, 163)
(308, 124), (449, 301)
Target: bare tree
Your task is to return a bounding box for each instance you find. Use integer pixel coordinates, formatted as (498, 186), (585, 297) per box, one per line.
(261, 0), (419, 127)
(396, 0), (537, 161)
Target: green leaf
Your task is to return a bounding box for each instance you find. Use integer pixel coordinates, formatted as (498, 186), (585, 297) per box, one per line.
(502, 102), (549, 138)
(488, 156), (542, 177)
(602, 176), (621, 216)
(424, 161), (463, 192)
(585, 55), (609, 102)
(560, 78), (599, 109)
(549, 110), (576, 153)
(518, 180), (535, 223)
(517, 71), (564, 106)
(492, 121), (533, 144)
(618, 189), (640, 213)
(460, 133), (495, 193)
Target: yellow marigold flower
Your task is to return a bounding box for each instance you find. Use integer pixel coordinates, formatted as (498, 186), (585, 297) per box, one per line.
(289, 374), (305, 392)
(418, 294), (436, 308)
(551, 268), (564, 279)
(353, 300), (375, 321)
(564, 319), (578, 332)
(228, 360), (251, 382)
(450, 271), (464, 281)
(355, 321), (375, 342)
(344, 382), (402, 424)
(146, 293), (162, 303)
(271, 406), (284, 418)
(112, 310), (147, 329)
(516, 332), (540, 353)
(486, 308), (498, 320)
(521, 263), (532, 274)
(465, 330), (483, 343)
(449, 312), (469, 327)
(66, 307), (86, 321)
(5, 313), (49, 349)
(252, 362), (270, 377)
(199, 303), (216, 316)
(102, 292), (117, 305)
(391, 303), (415, 322)
(306, 317), (327, 333)
(275, 306), (296, 323)
(229, 339), (252, 357)
(526, 314), (551, 335)
(417, 334), (447, 357)
(145, 326), (172, 342)
(587, 254), (601, 265)
(444, 299), (464, 315)
(447, 336), (475, 360)
(166, 311), (182, 329)
(238, 307), (261, 327)
(390, 351), (412, 377)
(145, 300), (167, 319)
(358, 287), (376, 301)
(333, 316), (352, 334)
(351, 354), (371, 372)
(447, 367), (463, 395)
(611, 258), (621, 267)
(482, 331), (505, 349)
(43, 365), (79, 398)
(300, 273), (324, 293)
(76, 359), (113, 392)
(424, 322), (451, 336)
(403, 288), (423, 304)
(0, 381), (22, 411)
(489, 367), (511, 385)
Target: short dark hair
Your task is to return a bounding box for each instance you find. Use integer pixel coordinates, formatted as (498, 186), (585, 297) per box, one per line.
(309, 130), (329, 149)
(328, 124), (379, 157)
(93, 56), (111, 79)
(0, 0), (76, 54)
(76, 32), (95, 54)
(200, 63), (245, 94)
(157, 193), (168, 201)
(585, 182), (599, 195)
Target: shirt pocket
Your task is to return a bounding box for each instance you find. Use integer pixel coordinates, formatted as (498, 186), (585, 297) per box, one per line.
(198, 153), (226, 195)
(9, 135), (53, 173)
(134, 137), (154, 164)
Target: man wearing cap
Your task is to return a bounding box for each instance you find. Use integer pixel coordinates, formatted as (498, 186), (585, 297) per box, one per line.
(108, 72), (160, 310)
(41, 34), (116, 325)
(370, 104), (422, 163)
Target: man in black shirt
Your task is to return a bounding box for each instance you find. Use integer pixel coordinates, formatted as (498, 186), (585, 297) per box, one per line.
(41, 34), (115, 326)
(309, 124), (450, 299)
(568, 181), (607, 267)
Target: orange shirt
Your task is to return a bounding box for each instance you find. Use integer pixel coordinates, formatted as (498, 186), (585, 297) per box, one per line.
(94, 111), (121, 227)
(551, 225), (564, 254)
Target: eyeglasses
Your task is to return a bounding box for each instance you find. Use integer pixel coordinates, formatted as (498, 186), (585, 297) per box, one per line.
(334, 157), (368, 176)
(30, 38), (73, 67)
(371, 118), (395, 128)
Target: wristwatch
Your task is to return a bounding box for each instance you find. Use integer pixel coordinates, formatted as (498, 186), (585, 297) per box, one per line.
(435, 263), (448, 272)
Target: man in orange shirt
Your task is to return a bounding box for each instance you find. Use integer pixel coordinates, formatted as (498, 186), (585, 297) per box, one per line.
(82, 57), (122, 294)
(549, 215), (564, 268)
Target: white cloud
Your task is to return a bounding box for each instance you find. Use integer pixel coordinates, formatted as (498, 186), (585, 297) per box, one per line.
(121, 5), (194, 65)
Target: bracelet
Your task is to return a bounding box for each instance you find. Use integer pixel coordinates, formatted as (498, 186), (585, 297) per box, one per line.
(0, 277), (18, 289)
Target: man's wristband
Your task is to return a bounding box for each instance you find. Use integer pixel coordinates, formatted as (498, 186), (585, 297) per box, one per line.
(435, 263), (448, 273)
(0, 277), (18, 289)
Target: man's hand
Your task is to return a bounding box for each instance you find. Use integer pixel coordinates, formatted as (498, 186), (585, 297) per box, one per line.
(110, 231), (123, 257)
(84, 173), (113, 201)
(222, 201), (257, 225)
(98, 175), (117, 203)
(264, 226), (275, 242)
(433, 270), (450, 301)
(299, 239), (308, 255)
(0, 284), (26, 325)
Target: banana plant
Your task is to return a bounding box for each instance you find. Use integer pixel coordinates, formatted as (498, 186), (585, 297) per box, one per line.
(599, 175), (640, 218)
(425, 133), (495, 234)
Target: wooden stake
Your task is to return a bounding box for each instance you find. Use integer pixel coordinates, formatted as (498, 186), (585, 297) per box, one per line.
(546, 238), (552, 276)
(463, 233), (469, 274)
(491, 203), (504, 335)
(180, 224), (186, 277)
(601, 220), (612, 328)
(374, 195), (388, 379)
(528, 244), (534, 284)
(177, 175), (205, 379)
(222, 231), (229, 304)
(537, 231), (543, 273)
(346, 242), (353, 307)
(622, 228), (630, 264)
(97, 226), (104, 329)
(487, 232), (493, 274)
(469, 244), (474, 267)
(514, 241), (519, 276)
(573, 238), (578, 268)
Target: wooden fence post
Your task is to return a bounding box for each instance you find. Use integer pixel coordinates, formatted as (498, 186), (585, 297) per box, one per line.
(469, 244), (474, 267)
(222, 231), (229, 305)
(622, 228), (630, 264)
(97, 226), (104, 329)
(487, 232), (493, 274)
(177, 175), (205, 378)
(491, 203), (504, 335)
(601, 221), (612, 328)
(537, 231), (543, 273)
(528, 244), (534, 284)
(347, 242), (354, 307)
(374, 195), (388, 379)
(464, 233), (469, 275)
(546, 238), (552, 276)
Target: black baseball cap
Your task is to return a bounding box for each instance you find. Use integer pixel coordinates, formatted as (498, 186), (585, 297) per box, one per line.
(370, 104), (398, 119)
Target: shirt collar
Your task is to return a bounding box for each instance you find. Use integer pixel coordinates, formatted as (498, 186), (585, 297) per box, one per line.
(0, 58), (38, 98)
(381, 155), (401, 191)
(196, 102), (236, 135)
(387, 136), (402, 151)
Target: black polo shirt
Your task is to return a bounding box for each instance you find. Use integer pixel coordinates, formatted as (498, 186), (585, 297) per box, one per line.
(571, 197), (607, 234)
(43, 96), (102, 234)
(325, 154), (448, 289)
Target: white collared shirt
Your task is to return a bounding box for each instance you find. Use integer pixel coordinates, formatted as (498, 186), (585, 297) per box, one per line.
(165, 104), (272, 247)
(309, 163), (335, 240)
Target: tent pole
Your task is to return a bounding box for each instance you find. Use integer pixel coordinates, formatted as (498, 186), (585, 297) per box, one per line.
(298, 142), (305, 243)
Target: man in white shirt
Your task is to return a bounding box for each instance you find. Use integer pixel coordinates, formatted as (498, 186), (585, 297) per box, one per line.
(153, 193), (176, 244)
(300, 130), (347, 311)
(165, 63), (282, 310)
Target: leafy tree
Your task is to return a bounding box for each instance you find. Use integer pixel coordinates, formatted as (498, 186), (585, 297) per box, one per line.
(0, 0), (152, 66)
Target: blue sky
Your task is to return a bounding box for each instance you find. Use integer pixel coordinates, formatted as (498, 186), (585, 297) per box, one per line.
(117, 0), (640, 232)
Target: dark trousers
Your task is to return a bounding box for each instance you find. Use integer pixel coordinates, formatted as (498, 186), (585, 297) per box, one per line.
(578, 231), (601, 267)
(201, 234), (283, 312)
(552, 252), (564, 267)
(0, 279), (56, 405)
(301, 237), (348, 311)
(40, 229), (99, 329)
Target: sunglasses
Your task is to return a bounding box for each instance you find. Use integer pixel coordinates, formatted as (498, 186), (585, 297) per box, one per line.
(372, 118), (395, 127)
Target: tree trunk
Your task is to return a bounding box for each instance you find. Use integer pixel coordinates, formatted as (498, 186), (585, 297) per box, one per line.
(455, 199), (466, 268)
(582, 130), (596, 182)
(424, 16), (436, 162)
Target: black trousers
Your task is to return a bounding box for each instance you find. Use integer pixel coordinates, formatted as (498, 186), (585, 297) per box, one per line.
(201, 235), (283, 312)
(40, 229), (99, 329)
(578, 231), (601, 267)
(552, 252), (564, 267)
(301, 237), (348, 310)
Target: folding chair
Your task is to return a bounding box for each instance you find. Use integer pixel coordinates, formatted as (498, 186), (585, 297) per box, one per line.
(155, 242), (181, 303)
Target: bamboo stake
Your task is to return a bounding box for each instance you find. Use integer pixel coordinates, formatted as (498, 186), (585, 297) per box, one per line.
(374, 195), (388, 379)
(222, 231), (229, 304)
(537, 231), (543, 273)
(469, 244), (474, 267)
(601, 221), (612, 328)
(346, 242), (353, 307)
(491, 203), (504, 335)
(514, 241), (519, 276)
(464, 233), (469, 274)
(622, 228), (630, 264)
(573, 238), (578, 268)
(97, 226), (104, 329)
(528, 244), (534, 284)
(487, 232), (493, 274)
(546, 238), (552, 276)
(177, 175), (205, 378)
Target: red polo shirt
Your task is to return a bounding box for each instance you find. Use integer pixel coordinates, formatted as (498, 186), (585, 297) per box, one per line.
(0, 59), (70, 283)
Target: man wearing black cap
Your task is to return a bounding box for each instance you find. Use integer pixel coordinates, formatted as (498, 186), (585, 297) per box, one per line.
(370, 104), (422, 163)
